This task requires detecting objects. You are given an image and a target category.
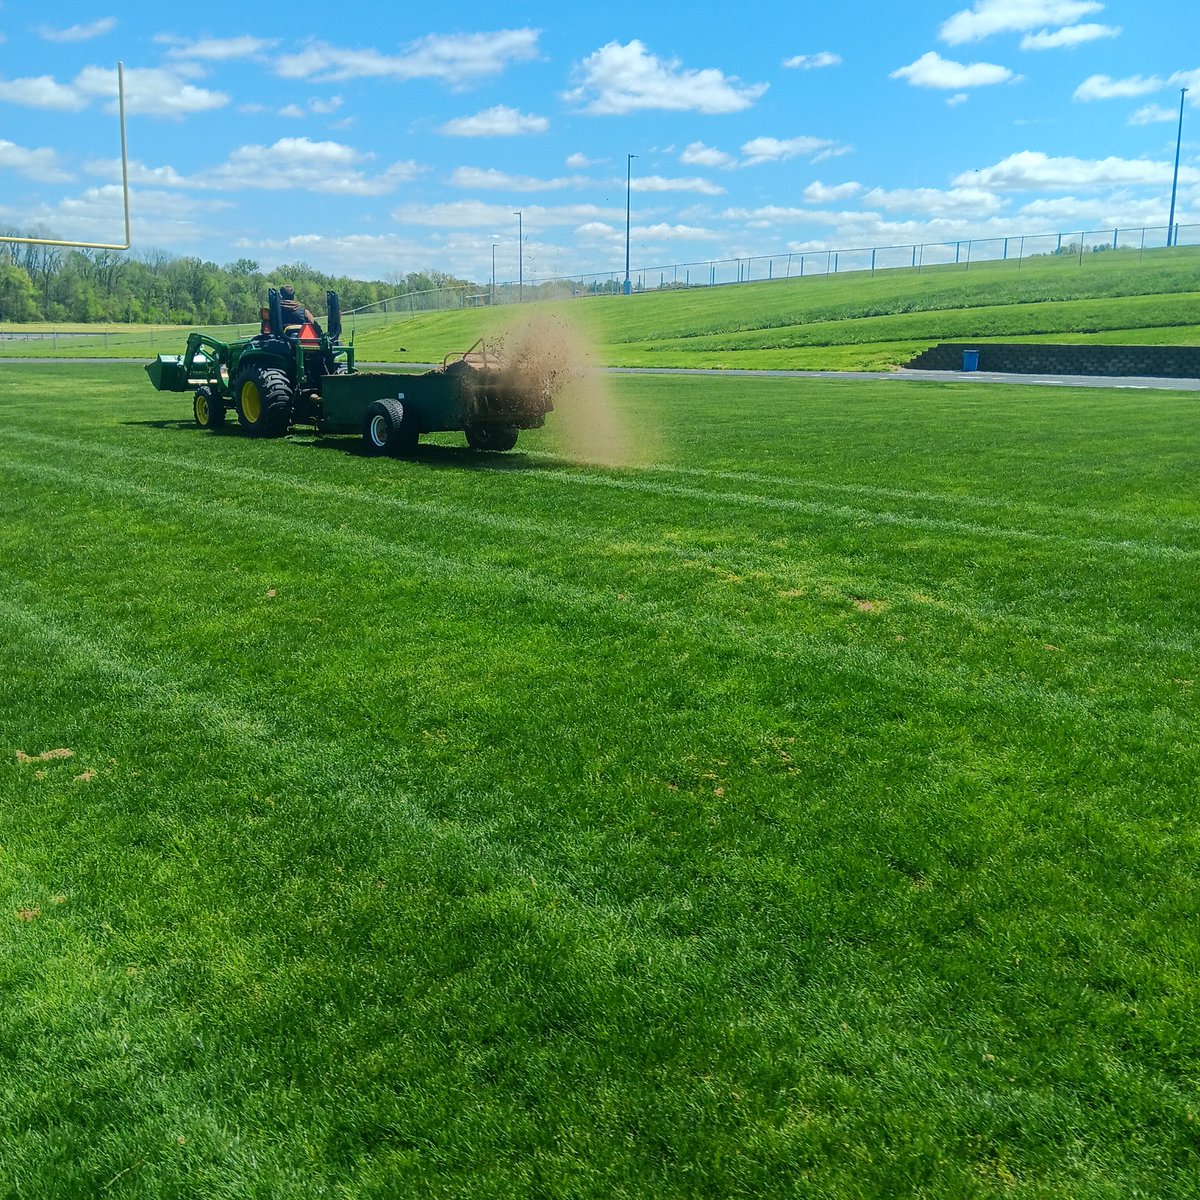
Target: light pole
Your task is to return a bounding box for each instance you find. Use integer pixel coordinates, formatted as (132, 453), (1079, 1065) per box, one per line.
(624, 153), (638, 295)
(514, 211), (523, 302)
(1167, 87), (1188, 247)
(491, 242), (497, 306)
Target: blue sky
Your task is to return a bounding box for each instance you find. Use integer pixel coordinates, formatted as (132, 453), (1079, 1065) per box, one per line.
(0, 0), (1196, 283)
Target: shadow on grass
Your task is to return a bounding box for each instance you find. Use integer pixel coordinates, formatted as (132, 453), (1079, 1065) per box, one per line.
(120, 417), (566, 473)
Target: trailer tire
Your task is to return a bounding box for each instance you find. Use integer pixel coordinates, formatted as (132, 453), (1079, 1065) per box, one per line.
(363, 398), (418, 457)
(465, 424), (518, 452)
(234, 364), (292, 437)
(193, 385), (226, 430)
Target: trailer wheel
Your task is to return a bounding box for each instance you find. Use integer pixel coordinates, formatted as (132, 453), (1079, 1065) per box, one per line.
(234, 364), (292, 437)
(193, 385), (226, 430)
(465, 424), (518, 452)
(363, 398), (418, 457)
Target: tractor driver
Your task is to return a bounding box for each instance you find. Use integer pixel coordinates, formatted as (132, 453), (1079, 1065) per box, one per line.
(279, 284), (318, 330)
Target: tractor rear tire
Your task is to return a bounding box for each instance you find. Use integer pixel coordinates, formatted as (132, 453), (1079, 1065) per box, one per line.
(363, 398), (418, 457)
(234, 364), (293, 438)
(465, 424), (518, 452)
(193, 385), (226, 430)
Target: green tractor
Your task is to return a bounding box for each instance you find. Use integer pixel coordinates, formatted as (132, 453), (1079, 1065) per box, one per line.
(145, 287), (554, 454)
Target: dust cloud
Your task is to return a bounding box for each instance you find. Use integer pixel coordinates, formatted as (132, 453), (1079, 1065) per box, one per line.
(494, 312), (656, 467)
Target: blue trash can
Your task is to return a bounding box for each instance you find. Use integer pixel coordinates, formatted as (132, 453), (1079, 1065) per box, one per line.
(962, 349), (980, 371)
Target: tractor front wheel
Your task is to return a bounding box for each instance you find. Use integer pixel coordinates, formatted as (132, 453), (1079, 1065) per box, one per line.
(193, 385), (226, 430)
(363, 398), (418, 457)
(465, 424), (518, 452)
(234, 365), (293, 437)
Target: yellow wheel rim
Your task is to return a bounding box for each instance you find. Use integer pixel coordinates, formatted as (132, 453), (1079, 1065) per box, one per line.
(195, 394), (210, 425)
(241, 380), (261, 423)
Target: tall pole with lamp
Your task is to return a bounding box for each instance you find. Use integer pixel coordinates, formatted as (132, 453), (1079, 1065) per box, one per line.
(1167, 87), (1188, 247)
(624, 153), (638, 295)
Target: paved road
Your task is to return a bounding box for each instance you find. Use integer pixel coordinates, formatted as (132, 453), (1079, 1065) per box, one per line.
(4, 358), (1199, 391)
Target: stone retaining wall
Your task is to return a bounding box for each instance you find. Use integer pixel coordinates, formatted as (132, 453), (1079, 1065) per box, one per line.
(905, 342), (1200, 378)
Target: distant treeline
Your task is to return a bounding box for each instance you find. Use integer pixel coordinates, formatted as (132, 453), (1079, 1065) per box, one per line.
(0, 233), (478, 324)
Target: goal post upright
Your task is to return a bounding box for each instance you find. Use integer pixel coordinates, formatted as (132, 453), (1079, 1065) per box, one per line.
(1, 61), (132, 251)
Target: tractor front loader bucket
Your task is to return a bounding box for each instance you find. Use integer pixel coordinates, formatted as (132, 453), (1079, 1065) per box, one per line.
(145, 355), (191, 392)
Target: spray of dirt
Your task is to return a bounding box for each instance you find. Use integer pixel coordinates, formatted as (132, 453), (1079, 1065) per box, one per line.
(492, 311), (657, 467)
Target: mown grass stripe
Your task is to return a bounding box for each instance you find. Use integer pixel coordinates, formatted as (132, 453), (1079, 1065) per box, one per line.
(0, 431), (1192, 659)
(2, 455), (1189, 739)
(2, 427), (1194, 565)
(522, 467), (1198, 563)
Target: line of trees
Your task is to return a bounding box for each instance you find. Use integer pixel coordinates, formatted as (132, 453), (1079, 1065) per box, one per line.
(0, 231), (478, 325)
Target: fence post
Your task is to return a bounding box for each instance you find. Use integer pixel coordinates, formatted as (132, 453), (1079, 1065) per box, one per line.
(1078, 231), (1085, 265)
(871, 247), (876, 276)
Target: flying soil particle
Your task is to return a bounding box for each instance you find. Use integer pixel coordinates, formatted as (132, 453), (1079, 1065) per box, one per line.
(492, 312), (657, 467)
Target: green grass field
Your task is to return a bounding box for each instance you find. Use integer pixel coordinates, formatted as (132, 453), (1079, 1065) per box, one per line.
(2, 363), (1199, 1197)
(4, 247), (1199, 371)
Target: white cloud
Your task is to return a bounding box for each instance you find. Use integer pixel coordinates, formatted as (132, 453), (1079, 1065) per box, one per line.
(891, 51), (1018, 89)
(1128, 104), (1178, 126)
(0, 74), (87, 111)
(280, 104), (306, 119)
(439, 105), (549, 136)
(939, 0), (1103, 45)
(0, 139), (74, 183)
(957, 150), (1199, 191)
(740, 135), (841, 165)
(783, 51), (841, 70)
(203, 138), (421, 195)
(390, 200), (624, 230)
(1021, 23), (1120, 49)
(274, 29), (540, 85)
(1074, 73), (1164, 100)
(947, 92), (970, 105)
(90, 66), (228, 117)
(87, 139), (422, 196)
(575, 221), (617, 239)
(566, 152), (601, 168)
(564, 39), (767, 114)
(449, 167), (590, 191)
(0, 66), (228, 118)
(35, 17), (116, 42)
(85, 157), (189, 188)
(861, 185), (1005, 215)
(680, 141), (737, 169)
(162, 36), (279, 61)
(632, 222), (715, 241)
(803, 180), (862, 203)
(309, 96), (343, 115)
(633, 174), (725, 196)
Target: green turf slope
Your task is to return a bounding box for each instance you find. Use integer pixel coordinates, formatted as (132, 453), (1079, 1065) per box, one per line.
(2, 245), (1198, 372)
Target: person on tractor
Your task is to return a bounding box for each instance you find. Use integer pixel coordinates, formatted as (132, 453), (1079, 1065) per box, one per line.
(279, 284), (319, 330)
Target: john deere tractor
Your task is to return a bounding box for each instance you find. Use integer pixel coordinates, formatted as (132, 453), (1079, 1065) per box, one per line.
(146, 287), (351, 437)
(145, 287), (554, 454)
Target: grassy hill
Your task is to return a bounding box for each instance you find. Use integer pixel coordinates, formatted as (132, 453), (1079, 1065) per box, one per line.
(354, 247), (1200, 370)
(3, 246), (1198, 371)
